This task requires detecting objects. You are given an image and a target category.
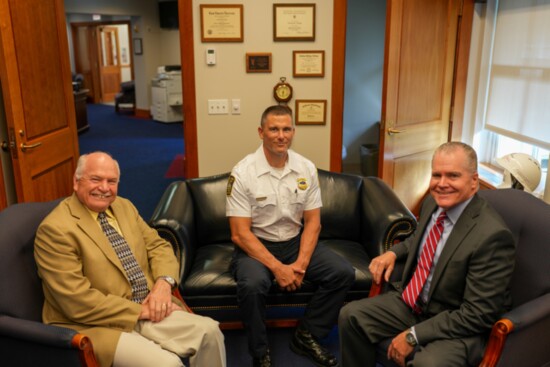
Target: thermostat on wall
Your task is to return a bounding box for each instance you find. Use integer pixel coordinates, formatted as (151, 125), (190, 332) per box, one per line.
(206, 48), (216, 65)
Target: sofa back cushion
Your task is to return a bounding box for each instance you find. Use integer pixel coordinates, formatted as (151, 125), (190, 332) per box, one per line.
(318, 169), (362, 242)
(187, 170), (364, 247)
(478, 189), (550, 308)
(0, 200), (61, 321)
(187, 173), (232, 246)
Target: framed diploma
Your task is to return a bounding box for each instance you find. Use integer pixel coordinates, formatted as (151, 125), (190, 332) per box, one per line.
(273, 4), (315, 41)
(293, 50), (324, 77)
(200, 4), (244, 42)
(246, 53), (272, 73)
(295, 100), (327, 125)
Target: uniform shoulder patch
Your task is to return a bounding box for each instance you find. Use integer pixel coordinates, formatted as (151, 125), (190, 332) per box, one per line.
(227, 175), (236, 196)
(297, 177), (308, 190)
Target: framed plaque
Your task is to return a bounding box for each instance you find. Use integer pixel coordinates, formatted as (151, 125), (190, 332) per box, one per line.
(200, 4), (244, 42)
(133, 38), (143, 55)
(273, 3), (315, 41)
(295, 99), (326, 125)
(246, 53), (272, 73)
(293, 50), (324, 77)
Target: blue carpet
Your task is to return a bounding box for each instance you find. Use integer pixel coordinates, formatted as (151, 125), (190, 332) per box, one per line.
(78, 104), (184, 219)
(224, 327), (341, 367)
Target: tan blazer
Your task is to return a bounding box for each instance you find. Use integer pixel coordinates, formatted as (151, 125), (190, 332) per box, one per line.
(34, 194), (181, 367)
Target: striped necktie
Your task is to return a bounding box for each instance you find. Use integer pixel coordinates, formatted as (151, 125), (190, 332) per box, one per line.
(402, 211), (447, 313)
(98, 212), (149, 303)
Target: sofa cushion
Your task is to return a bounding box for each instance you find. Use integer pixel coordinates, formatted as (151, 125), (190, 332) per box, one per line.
(187, 173), (231, 246)
(318, 170), (362, 242)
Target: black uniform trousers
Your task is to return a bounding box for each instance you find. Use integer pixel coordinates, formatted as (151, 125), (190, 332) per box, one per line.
(231, 234), (355, 358)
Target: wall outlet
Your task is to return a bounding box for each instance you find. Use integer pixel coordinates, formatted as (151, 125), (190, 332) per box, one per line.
(208, 99), (228, 115)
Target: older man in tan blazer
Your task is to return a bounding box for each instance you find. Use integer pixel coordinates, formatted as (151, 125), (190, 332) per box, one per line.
(34, 152), (226, 367)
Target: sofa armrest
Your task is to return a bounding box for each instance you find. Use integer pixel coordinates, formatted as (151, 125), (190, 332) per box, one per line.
(360, 177), (416, 259)
(149, 181), (197, 282)
(0, 315), (98, 366)
(479, 292), (550, 367)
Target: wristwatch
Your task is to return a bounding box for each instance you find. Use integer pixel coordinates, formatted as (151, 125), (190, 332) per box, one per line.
(158, 275), (177, 289)
(405, 329), (417, 347)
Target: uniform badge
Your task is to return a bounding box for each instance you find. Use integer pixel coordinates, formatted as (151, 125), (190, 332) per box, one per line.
(297, 178), (308, 190)
(227, 175), (235, 196)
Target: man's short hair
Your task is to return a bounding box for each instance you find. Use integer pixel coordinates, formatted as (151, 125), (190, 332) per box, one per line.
(434, 142), (478, 174)
(260, 105), (293, 127)
(75, 151), (120, 179)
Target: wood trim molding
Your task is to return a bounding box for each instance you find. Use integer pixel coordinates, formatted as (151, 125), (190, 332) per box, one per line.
(450, 0), (475, 141)
(329, 0), (347, 172)
(179, 0), (198, 178)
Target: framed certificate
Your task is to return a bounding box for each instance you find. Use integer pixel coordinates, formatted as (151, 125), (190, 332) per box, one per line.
(295, 100), (327, 125)
(246, 53), (272, 73)
(273, 4), (315, 41)
(293, 50), (324, 77)
(200, 4), (244, 42)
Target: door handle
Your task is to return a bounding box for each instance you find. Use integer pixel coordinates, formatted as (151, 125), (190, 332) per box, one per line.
(1, 141), (10, 152)
(388, 127), (406, 136)
(20, 142), (43, 152)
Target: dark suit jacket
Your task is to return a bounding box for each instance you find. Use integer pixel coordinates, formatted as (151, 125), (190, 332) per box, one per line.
(34, 194), (181, 367)
(390, 194), (516, 347)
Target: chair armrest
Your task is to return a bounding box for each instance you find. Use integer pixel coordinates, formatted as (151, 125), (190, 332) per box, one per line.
(479, 292), (550, 367)
(150, 181), (197, 282)
(0, 315), (98, 366)
(360, 177), (416, 259)
(368, 260), (405, 298)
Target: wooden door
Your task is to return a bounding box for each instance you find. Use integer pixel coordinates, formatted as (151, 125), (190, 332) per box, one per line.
(72, 25), (101, 103)
(98, 26), (121, 103)
(379, 0), (462, 213)
(0, 0), (79, 202)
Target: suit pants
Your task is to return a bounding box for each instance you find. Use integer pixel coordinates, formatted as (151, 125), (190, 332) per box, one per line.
(338, 290), (484, 367)
(113, 310), (226, 367)
(231, 236), (355, 358)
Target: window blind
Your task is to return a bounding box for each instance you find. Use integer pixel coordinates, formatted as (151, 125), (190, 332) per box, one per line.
(485, 0), (550, 150)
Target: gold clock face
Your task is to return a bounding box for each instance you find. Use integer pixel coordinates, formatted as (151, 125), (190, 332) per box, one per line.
(274, 82), (292, 103)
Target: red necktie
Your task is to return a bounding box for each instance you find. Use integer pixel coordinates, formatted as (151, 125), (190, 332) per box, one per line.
(402, 211), (447, 313)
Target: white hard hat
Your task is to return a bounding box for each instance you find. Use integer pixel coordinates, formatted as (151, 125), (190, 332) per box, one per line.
(496, 153), (542, 193)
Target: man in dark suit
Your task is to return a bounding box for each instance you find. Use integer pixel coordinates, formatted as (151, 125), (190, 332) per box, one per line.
(338, 142), (516, 367)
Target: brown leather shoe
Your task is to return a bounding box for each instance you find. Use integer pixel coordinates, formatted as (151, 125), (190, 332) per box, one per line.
(253, 349), (271, 367)
(289, 327), (338, 367)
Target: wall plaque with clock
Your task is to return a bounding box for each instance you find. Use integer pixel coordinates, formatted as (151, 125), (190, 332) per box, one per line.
(273, 77), (293, 104)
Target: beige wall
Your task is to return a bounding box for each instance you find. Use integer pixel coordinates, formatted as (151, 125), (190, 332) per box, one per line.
(193, 0), (334, 176)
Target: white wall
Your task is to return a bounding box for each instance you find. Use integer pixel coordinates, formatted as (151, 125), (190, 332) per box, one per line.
(192, 0), (334, 176)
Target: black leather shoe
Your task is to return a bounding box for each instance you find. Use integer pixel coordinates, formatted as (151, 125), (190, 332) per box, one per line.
(253, 349), (271, 367)
(289, 327), (338, 367)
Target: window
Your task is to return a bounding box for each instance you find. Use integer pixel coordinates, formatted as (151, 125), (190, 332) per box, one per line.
(466, 0), (550, 199)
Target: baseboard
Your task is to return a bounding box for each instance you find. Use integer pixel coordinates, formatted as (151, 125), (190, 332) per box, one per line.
(135, 108), (151, 119)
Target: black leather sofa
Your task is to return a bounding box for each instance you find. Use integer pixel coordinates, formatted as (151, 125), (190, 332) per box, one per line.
(149, 169), (416, 324)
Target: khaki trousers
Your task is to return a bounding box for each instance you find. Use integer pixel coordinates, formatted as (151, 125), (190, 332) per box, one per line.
(113, 310), (226, 367)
